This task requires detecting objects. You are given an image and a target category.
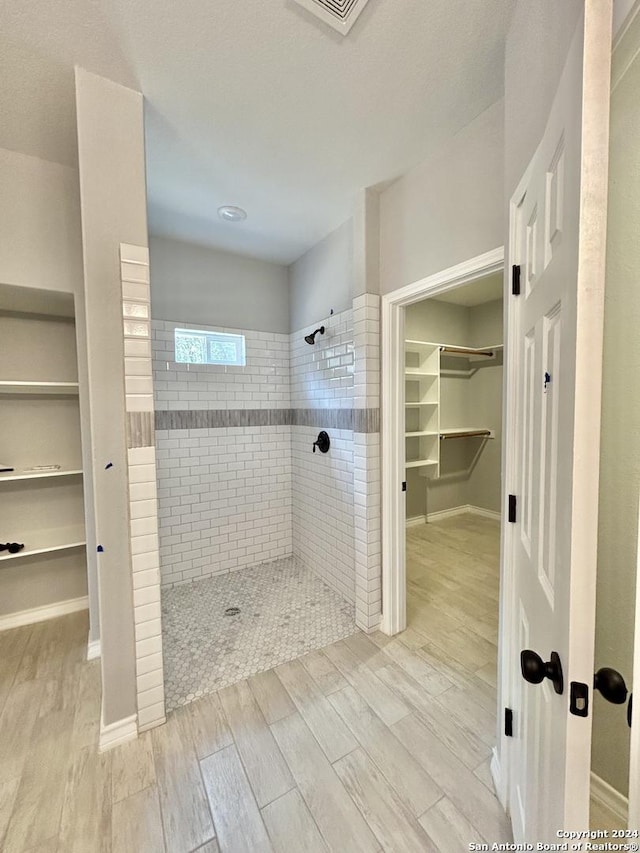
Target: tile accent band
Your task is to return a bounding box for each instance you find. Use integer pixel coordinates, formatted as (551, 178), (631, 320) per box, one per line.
(126, 411), (155, 448)
(153, 408), (380, 435)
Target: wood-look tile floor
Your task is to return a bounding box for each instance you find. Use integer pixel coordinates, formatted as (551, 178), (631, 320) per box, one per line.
(0, 515), (511, 852)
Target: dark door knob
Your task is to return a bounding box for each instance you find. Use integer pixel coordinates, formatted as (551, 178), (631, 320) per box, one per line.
(594, 667), (628, 705)
(520, 649), (564, 695)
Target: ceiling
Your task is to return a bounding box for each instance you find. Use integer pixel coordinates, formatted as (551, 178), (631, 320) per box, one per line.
(0, 0), (514, 264)
(433, 272), (504, 307)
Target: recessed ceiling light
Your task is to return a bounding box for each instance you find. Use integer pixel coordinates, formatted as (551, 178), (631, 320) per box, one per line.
(218, 205), (247, 223)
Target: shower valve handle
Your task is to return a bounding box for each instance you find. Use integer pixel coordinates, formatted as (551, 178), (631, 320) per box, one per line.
(313, 431), (330, 454)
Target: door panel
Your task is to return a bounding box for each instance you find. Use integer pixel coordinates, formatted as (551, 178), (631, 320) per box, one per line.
(507, 2), (612, 841)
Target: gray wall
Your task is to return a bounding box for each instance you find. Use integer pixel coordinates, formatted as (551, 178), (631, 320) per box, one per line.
(467, 300), (503, 514)
(0, 148), (82, 294)
(379, 100), (503, 295)
(76, 68), (148, 728)
(289, 219), (353, 332)
(405, 298), (503, 519)
(592, 12), (640, 798)
(149, 236), (289, 334)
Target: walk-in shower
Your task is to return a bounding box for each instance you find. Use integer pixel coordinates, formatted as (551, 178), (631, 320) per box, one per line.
(152, 310), (360, 711)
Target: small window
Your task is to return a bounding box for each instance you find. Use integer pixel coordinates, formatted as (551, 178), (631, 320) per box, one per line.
(174, 328), (246, 366)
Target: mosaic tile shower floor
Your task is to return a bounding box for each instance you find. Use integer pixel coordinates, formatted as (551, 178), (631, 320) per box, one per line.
(161, 556), (357, 711)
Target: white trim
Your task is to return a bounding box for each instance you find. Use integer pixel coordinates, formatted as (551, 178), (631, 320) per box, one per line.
(381, 247), (504, 637)
(0, 595), (88, 632)
(87, 638), (101, 660)
(406, 515), (426, 528)
(469, 505), (502, 521)
(491, 747), (508, 809)
(628, 493), (640, 826)
(99, 713), (138, 752)
(591, 772), (629, 825)
(425, 504), (501, 523)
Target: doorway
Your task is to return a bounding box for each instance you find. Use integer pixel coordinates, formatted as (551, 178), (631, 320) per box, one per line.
(404, 274), (504, 684)
(381, 246), (506, 791)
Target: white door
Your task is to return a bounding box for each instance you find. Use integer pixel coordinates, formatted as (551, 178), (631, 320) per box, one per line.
(508, 3), (612, 842)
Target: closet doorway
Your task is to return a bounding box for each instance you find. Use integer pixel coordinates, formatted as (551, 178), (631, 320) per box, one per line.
(380, 246), (506, 789)
(403, 270), (504, 730)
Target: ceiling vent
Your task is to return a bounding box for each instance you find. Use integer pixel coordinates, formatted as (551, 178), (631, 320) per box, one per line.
(292, 0), (371, 35)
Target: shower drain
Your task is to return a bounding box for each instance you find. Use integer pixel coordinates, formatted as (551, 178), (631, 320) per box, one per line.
(224, 606), (241, 616)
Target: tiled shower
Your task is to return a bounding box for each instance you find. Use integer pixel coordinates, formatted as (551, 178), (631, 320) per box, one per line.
(151, 299), (381, 710)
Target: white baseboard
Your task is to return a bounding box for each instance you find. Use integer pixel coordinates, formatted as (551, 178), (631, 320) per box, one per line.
(87, 638), (101, 661)
(426, 504), (501, 523)
(491, 747), (508, 810)
(406, 515), (427, 528)
(99, 713), (138, 752)
(469, 505), (501, 521)
(0, 595), (89, 633)
(591, 772), (629, 824)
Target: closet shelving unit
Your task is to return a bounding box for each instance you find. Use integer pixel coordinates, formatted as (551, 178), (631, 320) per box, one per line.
(404, 340), (501, 476)
(0, 296), (86, 566)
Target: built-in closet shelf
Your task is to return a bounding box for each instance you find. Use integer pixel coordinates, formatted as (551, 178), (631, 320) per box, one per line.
(0, 469), (83, 484)
(440, 428), (493, 439)
(0, 381), (79, 395)
(0, 526), (86, 562)
(405, 402), (438, 408)
(405, 460), (439, 470)
(405, 431), (438, 438)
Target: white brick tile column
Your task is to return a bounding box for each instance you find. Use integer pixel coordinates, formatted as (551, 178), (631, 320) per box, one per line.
(353, 293), (381, 632)
(120, 243), (166, 732)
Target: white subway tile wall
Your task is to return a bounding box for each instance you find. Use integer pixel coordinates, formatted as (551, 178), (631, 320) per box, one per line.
(151, 320), (290, 410)
(155, 426), (292, 586)
(290, 311), (354, 409)
(151, 306), (376, 628)
(152, 321), (293, 587)
(352, 294), (382, 631)
(291, 427), (355, 603)
(121, 243), (166, 733)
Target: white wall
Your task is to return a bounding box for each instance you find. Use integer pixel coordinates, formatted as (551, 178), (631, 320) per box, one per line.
(289, 219), (353, 331)
(149, 236), (289, 334)
(379, 100), (504, 295)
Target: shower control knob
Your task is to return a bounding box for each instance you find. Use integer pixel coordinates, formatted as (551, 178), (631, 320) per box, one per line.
(313, 431), (330, 454)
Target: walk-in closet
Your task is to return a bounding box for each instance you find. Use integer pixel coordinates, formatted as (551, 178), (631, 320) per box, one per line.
(404, 272), (504, 693)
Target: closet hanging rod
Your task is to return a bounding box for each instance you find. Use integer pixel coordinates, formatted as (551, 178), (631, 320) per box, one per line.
(440, 430), (492, 440)
(439, 346), (495, 357)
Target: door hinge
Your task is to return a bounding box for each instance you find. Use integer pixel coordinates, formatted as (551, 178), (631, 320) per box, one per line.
(512, 264), (521, 296)
(401, 481), (407, 492)
(508, 494), (517, 523)
(504, 707), (513, 737)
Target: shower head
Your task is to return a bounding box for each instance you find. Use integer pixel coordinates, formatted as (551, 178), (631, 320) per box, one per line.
(304, 326), (325, 345)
